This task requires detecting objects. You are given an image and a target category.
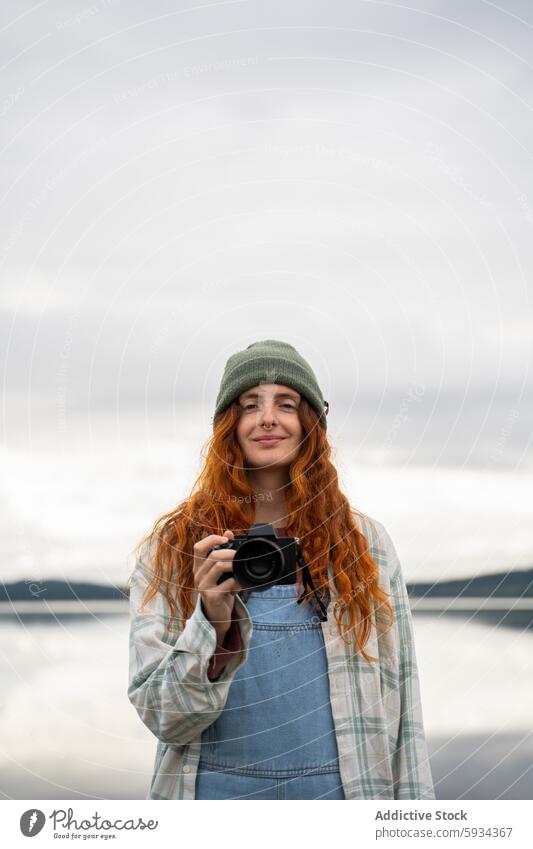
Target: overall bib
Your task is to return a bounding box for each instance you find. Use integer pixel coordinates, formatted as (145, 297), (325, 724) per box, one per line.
(196, 581), (345, 800)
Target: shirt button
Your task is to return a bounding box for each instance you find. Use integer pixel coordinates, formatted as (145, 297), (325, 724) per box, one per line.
(183, 765), (191, 774)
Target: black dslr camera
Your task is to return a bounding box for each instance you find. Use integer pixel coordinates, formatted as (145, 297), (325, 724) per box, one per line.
(209, 523), (300, 591)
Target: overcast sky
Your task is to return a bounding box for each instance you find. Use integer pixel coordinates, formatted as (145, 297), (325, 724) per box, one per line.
(1, 0), (532, 467)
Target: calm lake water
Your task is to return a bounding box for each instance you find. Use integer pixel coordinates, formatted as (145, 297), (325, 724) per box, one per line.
(2, 425), (533, 798)
(0, 611), (532, 800)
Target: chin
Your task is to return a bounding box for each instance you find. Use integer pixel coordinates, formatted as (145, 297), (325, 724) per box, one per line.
(249, 450), (297, 467)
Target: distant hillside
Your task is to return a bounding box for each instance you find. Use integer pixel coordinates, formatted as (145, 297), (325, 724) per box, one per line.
(0, 580), (128, 602)
(2, 566), (533, 602)
(408, 567), (533, 598)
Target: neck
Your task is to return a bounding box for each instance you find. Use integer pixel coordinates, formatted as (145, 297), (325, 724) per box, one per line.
(247, 468), (290, 527)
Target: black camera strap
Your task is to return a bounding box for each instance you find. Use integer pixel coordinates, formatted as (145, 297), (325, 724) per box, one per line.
(295, 550), (329, 621)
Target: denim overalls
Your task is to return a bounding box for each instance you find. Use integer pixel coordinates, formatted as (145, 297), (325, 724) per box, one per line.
(196, 581), (345, 800)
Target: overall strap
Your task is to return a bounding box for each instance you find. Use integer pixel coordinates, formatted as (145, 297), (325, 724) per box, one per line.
(295, 550), (329, 621)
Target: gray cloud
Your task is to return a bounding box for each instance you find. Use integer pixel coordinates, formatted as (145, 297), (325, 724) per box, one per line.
(1, 0), (532, 464)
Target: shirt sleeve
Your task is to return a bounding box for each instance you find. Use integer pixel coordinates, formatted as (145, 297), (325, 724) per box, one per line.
(127, 541), (252, 747)
(380, 524), (436, 800)
(207, 608), (242, 681)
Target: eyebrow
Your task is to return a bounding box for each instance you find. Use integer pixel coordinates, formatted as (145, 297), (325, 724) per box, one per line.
(240, 391), (300, 402)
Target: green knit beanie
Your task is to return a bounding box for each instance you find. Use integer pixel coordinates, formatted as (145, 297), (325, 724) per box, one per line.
(213, 339), (328, 429)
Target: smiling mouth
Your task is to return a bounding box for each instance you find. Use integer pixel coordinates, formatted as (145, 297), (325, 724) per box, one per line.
(253, 437), (286, 444)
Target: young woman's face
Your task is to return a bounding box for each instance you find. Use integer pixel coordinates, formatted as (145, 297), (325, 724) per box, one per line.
(236, 383), (303, 470)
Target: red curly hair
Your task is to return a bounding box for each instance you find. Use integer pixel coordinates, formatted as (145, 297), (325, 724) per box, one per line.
(131, 397), (395, 662)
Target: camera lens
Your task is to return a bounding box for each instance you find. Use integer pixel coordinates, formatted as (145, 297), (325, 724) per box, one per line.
(234, 538), (284, 585)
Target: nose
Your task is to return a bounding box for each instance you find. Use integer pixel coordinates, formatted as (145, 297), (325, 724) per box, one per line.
(255, 400), (277, 428)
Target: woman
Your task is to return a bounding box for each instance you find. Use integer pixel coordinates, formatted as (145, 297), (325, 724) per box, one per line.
(127, 339), (435, 800)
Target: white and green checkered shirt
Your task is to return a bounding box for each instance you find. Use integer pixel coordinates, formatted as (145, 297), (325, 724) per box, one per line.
(127, 514), (435, 800)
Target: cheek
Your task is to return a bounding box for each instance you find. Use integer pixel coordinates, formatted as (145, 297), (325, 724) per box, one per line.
(236, 419), (251, 446)
(290, 421), (303, 440)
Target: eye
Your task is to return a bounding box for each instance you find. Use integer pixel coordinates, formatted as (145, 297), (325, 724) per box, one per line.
(241, 401), (296, 411)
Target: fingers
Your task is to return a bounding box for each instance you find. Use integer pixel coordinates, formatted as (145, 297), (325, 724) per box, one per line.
(193, 531), (237, 590)
(193, 531), (235, 586)
(192, 534), (225, 558)
(195, 546), (235, 584)
(197, 556), (238, 591)
(193, 530), (234, 559)
(211, 576), (242, 594)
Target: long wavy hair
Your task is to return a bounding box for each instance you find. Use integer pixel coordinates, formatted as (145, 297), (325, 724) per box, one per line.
(130, 397), (395, 662)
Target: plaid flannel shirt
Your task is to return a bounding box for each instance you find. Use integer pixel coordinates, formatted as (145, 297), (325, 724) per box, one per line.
(127, 513), (435, 800)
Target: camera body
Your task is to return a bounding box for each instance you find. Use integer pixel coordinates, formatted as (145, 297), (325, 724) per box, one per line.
(210, 523), (300, 591)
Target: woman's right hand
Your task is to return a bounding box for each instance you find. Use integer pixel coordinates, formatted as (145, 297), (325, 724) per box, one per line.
(193, 530), (242, 641)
